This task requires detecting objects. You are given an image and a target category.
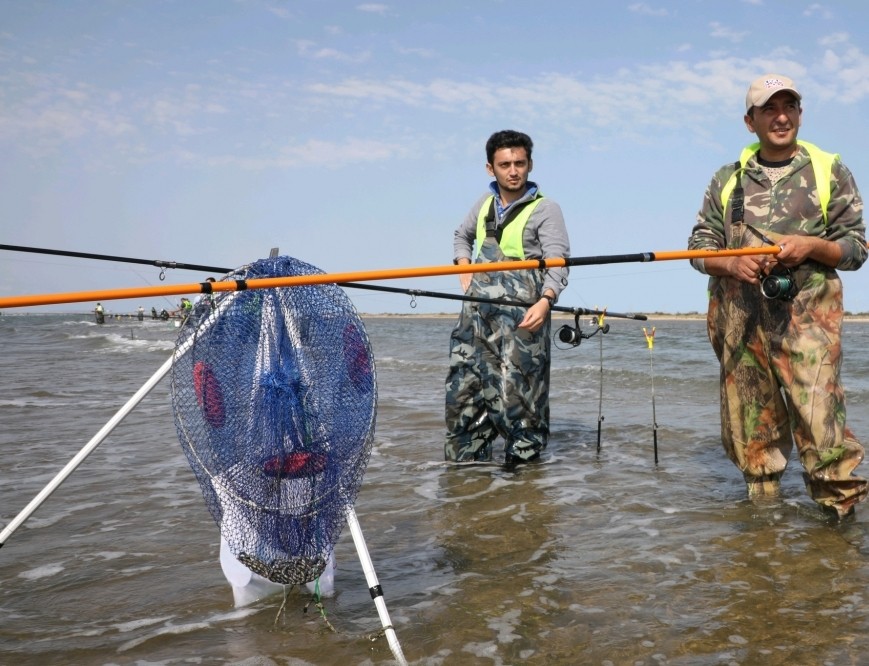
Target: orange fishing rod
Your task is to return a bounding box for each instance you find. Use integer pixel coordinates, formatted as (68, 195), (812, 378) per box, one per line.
(0, 246), (780, 310)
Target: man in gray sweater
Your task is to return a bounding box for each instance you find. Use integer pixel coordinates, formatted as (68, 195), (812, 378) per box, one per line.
(445, 129), (570, 466)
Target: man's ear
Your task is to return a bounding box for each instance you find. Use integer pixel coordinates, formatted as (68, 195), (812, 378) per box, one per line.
(744, 113), (755, 134)
(486, 162), (495, 176)
(528, 158), (533, 173)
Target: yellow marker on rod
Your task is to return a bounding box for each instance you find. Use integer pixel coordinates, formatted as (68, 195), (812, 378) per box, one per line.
(643, 327), (659, 464)
(595, 308), (608, 454)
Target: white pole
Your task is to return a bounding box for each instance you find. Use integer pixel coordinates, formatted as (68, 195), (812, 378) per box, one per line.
(0, 298), (226, 548)
(0, 354), (174, 547)
(345, 505), (408, 666)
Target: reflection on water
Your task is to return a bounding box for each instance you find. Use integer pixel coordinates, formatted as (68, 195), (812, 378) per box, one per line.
(422, 466), (563, 663)
(1, 315), (869, 664)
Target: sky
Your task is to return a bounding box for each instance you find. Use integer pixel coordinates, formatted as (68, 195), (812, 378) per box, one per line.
(1, 0), (868, 316)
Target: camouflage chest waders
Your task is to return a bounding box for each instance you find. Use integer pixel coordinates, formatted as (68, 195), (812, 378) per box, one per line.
(707, 225), (868, 517)
(444, 237), (551, 463)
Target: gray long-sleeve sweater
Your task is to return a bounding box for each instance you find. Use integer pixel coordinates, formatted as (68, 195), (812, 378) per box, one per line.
(453, 184), (571, 299)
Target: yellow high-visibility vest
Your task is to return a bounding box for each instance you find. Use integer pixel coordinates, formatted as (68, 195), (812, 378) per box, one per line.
(720, 140), (838, 225)
(475, 195), (544, 259)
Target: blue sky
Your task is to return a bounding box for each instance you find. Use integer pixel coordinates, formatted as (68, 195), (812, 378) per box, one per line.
(1, 0), (868, 315)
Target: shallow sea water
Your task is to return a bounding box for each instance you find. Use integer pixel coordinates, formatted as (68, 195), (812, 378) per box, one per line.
(2, 312), (869, 665)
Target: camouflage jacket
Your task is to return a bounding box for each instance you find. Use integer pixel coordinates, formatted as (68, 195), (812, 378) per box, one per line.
(689, 142), (866, 271)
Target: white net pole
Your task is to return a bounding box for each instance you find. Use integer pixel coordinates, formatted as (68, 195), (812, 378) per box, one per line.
(345, 505), (408, 665)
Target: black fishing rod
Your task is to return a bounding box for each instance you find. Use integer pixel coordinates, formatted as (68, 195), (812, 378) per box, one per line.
(0, 243), (648, 320)
(0, 243), (223, 279)
(1, 244), (658, 463)
(344, 282), (647, 320)
(554, 309), (611, 451)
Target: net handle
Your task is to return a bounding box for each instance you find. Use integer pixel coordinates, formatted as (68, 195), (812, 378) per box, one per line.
(1, 292), (239, 548)
(345, 505), (408, 665)
(1, 356), (172, 547)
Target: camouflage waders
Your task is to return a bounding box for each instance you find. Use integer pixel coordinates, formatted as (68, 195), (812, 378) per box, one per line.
(707, 227), (868, 517)
(444, 237), (550, 463)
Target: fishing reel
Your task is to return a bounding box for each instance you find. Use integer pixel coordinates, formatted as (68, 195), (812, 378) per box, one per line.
(556, 312), (610, 349)
(760, 265), (798, 301)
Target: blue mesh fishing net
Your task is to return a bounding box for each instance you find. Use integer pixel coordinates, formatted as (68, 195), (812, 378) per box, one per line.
(170, 256), (376, 585)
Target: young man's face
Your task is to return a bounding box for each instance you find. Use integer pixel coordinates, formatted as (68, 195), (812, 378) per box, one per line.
(486, 146), (532, 196)
(744, 91), (802, 156)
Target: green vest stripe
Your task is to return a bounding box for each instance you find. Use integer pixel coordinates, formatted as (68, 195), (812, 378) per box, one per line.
(720, 140), (839, 225)
(475, 195), (544, 260)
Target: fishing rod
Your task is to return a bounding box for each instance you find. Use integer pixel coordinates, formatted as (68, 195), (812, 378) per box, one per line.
(344, 282), (647, 320)
(554, 309), (611, 452)
(0, 243), (224, 312)
(0, 244), (647, 318)
(643, 327), (659, 465)
(0, 243), (227, 278)
(0, 246), (781, 310)
(595, 313), (607, 454)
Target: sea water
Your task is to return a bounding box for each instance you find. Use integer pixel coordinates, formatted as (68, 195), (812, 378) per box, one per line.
(1, 312), (869, 665)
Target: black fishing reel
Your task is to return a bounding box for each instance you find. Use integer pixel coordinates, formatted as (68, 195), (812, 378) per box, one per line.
(760, 265), (798, 301)
(556, 312), (610, 348)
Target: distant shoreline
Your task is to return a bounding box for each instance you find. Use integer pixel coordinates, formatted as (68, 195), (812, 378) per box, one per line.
(6, 311), (869, 324)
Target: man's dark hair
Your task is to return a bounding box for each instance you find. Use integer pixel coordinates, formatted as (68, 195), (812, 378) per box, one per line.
(486, 130), (533, 164)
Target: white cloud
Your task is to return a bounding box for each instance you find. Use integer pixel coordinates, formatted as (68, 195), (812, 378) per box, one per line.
(296, 40), (371, 63)
(265, 4), (293, 20)
(306, 77), (504, 116)
(822, 42), (869, 103)
(804, 3), (833, 19)
(1, 34), (866, 168)
(394, 44), (436, 59)
(220, 137), (410, 170)
(709, 22), (749, 43)
(285, 137), (407, 164)
(819, 32), (849, 47)
(298, 45), (869, 140)
(822, 49), (840, 71)
(357, 3), (388, 14)
(628, 3), (668, 17)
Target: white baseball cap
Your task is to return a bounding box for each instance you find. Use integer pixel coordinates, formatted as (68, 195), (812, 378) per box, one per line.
(745, 74), (801, 112)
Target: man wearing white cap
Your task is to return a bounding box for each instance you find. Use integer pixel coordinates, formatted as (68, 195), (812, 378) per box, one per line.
(688, 73), (867, 519)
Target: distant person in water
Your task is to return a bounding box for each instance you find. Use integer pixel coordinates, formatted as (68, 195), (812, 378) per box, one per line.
(193, 277), (217, 314)
(169, 298), (193, 318)
(94, 302), (105, 325)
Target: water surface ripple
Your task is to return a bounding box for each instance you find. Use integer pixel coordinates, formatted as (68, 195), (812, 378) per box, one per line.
(2, 314), (868, 665)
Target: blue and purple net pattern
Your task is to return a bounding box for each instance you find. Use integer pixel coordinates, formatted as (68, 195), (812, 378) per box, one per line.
(170, 256), (376, 585)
